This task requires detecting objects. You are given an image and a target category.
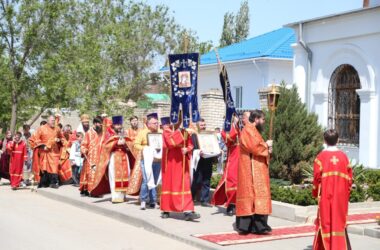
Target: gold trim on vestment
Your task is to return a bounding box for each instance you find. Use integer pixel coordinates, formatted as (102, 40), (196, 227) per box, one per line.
(161, 191), (191, 195)
(112, 198), (125, 203)
(321, 231), (346, 238)
(322, 171), (351, 181)
(170, 138), (176, 147)
(314, 158), (323, 171)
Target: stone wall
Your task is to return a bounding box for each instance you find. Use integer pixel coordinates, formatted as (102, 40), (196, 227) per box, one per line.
(132, 89), (227, 130)
(27, 110), (81, 132)
(258, 87), (270, 110)
(200, 88), (225, 130)
(133, 101), (170, 128)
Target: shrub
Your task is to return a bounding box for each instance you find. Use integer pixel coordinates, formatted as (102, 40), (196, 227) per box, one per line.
(264, 83), (324, 181)
(367, 182), (380, 201)
(289, 161), (313, 184)
(211, 174), (222, 189)
(270, 183), (317, 206)
(270, 178), (291, 186)
(350, 184), (366, 202)
(363, 169), (380, 185)
(351, 164), (367, 184)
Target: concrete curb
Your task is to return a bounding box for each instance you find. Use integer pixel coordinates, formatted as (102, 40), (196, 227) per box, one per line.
(37, 189), (216, 250)
(271, 200), (380, 223)
(364, 227), (380, 238)
(348, 224), (380, 239)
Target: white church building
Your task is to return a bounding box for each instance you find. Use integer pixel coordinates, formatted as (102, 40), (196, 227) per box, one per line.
(198, 27), (294, 111)
(288, 2), (380, 168)
(166, 1), (380, 168)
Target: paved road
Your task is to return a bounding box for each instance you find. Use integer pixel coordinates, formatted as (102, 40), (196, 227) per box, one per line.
(0, 186), (197, 250)
(1, 182), (379, 250)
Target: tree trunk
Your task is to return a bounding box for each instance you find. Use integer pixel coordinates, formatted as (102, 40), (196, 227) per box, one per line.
(10, 90), (18, 133)
(28, 108), (45, 127)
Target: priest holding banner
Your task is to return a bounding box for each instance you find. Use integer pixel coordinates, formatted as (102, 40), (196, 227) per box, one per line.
(160, 117), (200, 221)
(212, 115), (239, 215)
(212, 51), (240, 215)
(164, 52), (201, 219)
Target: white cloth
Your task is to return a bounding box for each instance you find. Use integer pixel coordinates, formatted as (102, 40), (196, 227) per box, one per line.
(142, 146), (162, 190)
(108, 153), (125, 202)
(190, 149), (201, 183)
(216, 151), (224, 174)
(190, 150), (221, 182)
(76, 123), (85, 134)
(69, 141), (83, 167)
(324, 146), (339, 151)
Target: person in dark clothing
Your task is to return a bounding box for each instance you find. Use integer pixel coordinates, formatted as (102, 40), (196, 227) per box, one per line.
(190, 119), (218, 207)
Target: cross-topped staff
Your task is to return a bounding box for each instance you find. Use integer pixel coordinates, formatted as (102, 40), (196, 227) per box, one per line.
(214, 48), (227, 104)
(267, 84), (280, 140)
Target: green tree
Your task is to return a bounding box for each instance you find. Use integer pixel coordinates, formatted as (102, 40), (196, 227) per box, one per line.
(219, 0), (250, 47)
(0, 0), (213, 131)
(219, 12), (235, 47)
(67, 1), (203, 117)
(265, 83), (324, 183)
(0, 0), (78, 132)
(174, 29), (213, 54)
(235, 0), (250, 42)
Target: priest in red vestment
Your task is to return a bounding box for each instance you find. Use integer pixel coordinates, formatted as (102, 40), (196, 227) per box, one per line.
(126, 116), (141, 158)
(312, 129), (353, 250)
(236, 110), (273, 235)
(80, 116), (103, 196)
(212, 115), (240, 215)
(29, 115), (63, 188)
(160, 117), (200, 221)
(7, 132), (27, 189)
(58, 124), (74, 183)
(90, 116), (135, 202)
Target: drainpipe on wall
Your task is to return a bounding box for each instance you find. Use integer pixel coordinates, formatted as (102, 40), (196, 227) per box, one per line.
(298, 22), (313, 110)
(252, 59), (266, 88)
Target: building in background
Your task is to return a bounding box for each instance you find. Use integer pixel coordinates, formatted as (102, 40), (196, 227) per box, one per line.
(288, 2), (380, 168)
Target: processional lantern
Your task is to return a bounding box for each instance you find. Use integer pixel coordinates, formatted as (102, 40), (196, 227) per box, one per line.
(267, 84), (280, 140)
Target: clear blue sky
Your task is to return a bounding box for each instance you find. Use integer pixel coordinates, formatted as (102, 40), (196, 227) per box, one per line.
(146, 0), (363, 45)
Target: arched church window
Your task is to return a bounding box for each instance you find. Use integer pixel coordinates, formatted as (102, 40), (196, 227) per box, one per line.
(328, 64), (361, 145)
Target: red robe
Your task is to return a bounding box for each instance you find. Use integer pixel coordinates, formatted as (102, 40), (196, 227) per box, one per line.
(29, 133), (42, 182)
(58, 134), (73, 182)
(80, 128), (102, 192)
(236, 123), (271, 217)
(312, 148), (353, 250)
(160, 129), (194, 213)
(7, 141), (27, 188)
(90, 129), (135, 197)
(126, 128), (140, 158)
(29, 124), (62, 176)
(212, 124), (239, 207)
(0, 138), (11, 180)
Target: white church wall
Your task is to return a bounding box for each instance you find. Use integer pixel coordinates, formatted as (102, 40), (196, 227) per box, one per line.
(198, 59), (293, 111)
(290, 7), (380, 168)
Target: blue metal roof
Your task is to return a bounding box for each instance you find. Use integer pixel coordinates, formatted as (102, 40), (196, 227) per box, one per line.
(201, 27), (295, 65)
(160, 27), (295, 71)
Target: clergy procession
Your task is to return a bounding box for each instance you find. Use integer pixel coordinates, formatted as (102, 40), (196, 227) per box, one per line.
(0, 52), (355, 250)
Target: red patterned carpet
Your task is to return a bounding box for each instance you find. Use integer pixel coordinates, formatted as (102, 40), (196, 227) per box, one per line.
(193, 212), (380, 246)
